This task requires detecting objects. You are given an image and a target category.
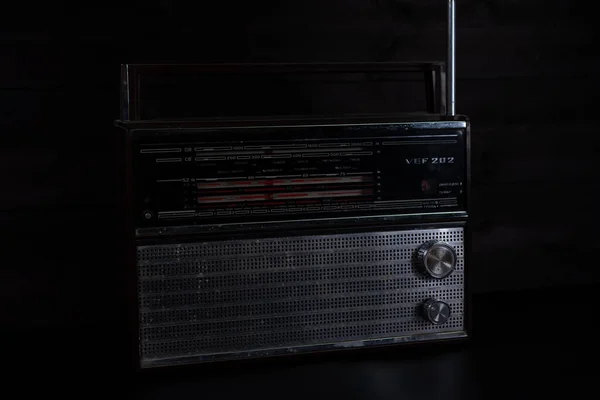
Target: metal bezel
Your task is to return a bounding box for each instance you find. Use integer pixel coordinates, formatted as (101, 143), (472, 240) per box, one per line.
(417, 240), (457, 279)
(423, 298), (452, 325)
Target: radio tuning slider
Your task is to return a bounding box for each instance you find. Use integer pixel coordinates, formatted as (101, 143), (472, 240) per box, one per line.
(422, 298), (451, 325)
(416, 240), (457, 279)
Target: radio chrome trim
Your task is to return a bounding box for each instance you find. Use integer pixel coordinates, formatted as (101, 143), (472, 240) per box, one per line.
(142, 330), (468, 368)
(135, 211), (468, 238)
(129, 120), (467, 135)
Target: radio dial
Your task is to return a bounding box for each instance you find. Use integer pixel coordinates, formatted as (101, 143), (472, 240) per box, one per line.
(422, 298), (451, 325)
(416, 240), (456, 279)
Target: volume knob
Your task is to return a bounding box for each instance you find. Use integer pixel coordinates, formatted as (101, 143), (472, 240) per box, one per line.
(416, 240), (456, 279)
(422, 298), (451, 325)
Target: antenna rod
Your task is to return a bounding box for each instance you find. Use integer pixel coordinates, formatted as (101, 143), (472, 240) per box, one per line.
(447, 0), (456, 116)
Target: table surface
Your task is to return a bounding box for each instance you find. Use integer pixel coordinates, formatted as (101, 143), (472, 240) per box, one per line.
(8, 283), (599, 398)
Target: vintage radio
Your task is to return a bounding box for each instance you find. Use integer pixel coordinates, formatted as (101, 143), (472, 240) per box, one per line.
(116, 1), (470, 369)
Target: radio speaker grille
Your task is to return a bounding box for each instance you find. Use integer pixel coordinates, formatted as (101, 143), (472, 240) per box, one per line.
(137, 227), (465, 367)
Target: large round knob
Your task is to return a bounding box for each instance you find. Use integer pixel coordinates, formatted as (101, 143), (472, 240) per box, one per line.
(422, 298), (451, 325)
(416, 240), (456, 279)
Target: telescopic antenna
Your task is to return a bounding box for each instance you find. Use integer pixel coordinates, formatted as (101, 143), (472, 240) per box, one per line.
(447, 0), (456, 116)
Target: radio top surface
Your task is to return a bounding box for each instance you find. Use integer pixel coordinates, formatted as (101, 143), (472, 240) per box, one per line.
(122, 116), (469, 236)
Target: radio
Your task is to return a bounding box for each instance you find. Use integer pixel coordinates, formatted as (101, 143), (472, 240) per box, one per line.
(116, 1), (470, 369)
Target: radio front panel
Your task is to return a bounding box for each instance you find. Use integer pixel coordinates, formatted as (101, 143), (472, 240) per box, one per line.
(120, 118), (471, 369)
(131, 122), (467, 234)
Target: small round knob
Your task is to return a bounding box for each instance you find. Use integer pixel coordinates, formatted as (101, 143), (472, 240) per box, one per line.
(416, 240), (456, 279)
(422, 298), (451, 325)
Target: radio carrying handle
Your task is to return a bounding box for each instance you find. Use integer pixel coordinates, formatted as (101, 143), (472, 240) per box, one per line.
(120, 1), (456, 121)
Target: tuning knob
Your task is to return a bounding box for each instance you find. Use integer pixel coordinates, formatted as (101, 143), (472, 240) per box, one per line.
(416, 240), (456, 279)
(422, 298), (451, 325)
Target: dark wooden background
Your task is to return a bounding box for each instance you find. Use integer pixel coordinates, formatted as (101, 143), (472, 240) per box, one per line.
(2, 0), (599, 333)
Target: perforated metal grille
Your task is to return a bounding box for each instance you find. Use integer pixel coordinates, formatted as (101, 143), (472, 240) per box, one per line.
(137, 227), (465, 365)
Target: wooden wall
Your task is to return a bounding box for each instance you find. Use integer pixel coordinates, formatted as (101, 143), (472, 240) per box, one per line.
(2, 0), (599, 332)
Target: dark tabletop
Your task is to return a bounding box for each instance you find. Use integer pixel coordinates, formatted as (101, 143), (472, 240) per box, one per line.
(8, 284), (599, 399)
